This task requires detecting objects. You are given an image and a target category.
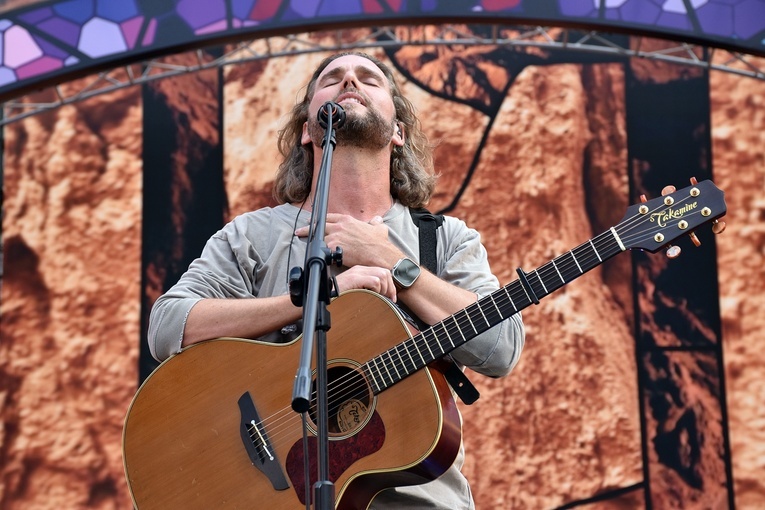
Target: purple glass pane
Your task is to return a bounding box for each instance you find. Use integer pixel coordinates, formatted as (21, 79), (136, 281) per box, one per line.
(141, 18), (157, 46)
(656, 10), (693, 30)
(0, 67), (16, 86)
(558, 0), (597, 17)
(177, 0), (226, 30)
(78, 17), (127, 57)
(231, 0), (257, 19)
(37, 17), (80, 47)
(196, 19), (228, 35)
(318, 0), (363, 16)
(18, 7), (54, 24)
(121, 16), (144, 49)
(4, 25), (42, 68)
(96, 0), (139, 23)
(617, 0), (662, 24)
(734, 0), (765, 38)
(32, 34), (71, 59)
(53, 0), (95, 24)
(288, 0), (321, 18)
(697, 3), (734, 36)
(16, 55), (63, 79)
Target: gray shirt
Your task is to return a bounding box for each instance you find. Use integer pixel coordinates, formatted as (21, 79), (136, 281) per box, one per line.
(148, 200), (524, 509)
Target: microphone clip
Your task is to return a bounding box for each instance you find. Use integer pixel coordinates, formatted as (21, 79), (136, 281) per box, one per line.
(317, 101), (346, 130)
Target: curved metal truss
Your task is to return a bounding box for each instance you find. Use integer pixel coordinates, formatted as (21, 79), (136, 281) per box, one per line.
(2, 24), (764, 127)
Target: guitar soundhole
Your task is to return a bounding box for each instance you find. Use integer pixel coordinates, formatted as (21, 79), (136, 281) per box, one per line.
(309, 364), (373, 438)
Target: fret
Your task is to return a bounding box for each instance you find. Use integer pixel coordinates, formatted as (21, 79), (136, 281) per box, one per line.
(462, 308), (478, 335)
(440, 322), (455, 349)
(572, 243), (595, 272)
(381, 353), (394, 382)
(528, 272), (546, 302)
(385, 350), (401, 380)
(379, 356), (393, 387)
(391, 346), (404, 371)
(509, 281), (533, 310)
(475, 301), (491, 328)
(503, 287), (518, 312)
(551, 259), (565, 283)
(401, 344), (415, 373)
(569, 249), (583, 273)
(535, 269), (549, 294)
(421, 330), (436, 360)
(370, 357), (389, 387)
(400, 342), (416, 372)
(364, 365), (380, 393)
(489, 294), (503, 320)
(451, 315), (466, 343)
(588, 239), (603, 262)
(409, 336), (426, 366)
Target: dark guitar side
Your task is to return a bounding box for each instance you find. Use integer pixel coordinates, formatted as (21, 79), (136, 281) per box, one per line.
(123, 290), (462, 510)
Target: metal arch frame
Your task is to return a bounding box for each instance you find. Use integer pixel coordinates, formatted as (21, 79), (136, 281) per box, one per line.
(2, 24), (764, 127)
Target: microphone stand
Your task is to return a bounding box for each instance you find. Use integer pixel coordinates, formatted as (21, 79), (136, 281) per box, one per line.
(290, 101), (345, 510)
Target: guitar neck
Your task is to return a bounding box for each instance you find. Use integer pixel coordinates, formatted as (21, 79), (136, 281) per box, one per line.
(362, 228), (625, 394)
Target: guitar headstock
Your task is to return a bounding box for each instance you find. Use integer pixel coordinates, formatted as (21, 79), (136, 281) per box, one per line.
(618, 178), (727, 254)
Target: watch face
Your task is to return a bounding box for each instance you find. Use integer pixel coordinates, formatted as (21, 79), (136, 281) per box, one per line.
(393, 258), (420, 288)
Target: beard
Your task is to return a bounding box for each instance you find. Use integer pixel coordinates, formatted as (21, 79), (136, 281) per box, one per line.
(308, 103), (394, 150)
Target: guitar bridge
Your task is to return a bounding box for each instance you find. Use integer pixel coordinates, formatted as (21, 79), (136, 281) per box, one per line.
(238, 392), (290, 491)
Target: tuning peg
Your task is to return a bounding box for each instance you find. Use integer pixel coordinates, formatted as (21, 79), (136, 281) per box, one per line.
(666, 245), (682, 259)
(661, 185), (676, 196)
(690, 177), (698, 185)
(639, 194), (647, 203)
(689, 232), (701, 247)
(712, 220), (727, 235)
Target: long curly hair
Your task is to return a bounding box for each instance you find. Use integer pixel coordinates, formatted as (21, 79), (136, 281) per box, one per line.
(274, 52), (437, 208)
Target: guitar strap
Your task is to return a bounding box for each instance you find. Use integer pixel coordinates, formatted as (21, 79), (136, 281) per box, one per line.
(410, 208), (480, 405)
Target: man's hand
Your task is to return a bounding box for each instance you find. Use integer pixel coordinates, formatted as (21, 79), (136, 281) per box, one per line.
(334, 265), (397, 302)
(295, 214), (401, 269)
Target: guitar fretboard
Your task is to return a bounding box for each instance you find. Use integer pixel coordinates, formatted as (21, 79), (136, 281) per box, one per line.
(361, 228), (625, 394)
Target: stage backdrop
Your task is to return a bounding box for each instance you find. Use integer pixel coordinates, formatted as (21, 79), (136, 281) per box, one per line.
(2, 26), (764, 509)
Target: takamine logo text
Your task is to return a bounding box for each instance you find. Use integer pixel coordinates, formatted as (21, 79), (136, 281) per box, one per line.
(650, 201), (698, 227)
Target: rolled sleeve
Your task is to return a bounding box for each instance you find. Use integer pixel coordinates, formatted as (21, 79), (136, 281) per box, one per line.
(146, 224), (257, 362)
(148, 296), (202, 362)
(437, 218), (526, 377)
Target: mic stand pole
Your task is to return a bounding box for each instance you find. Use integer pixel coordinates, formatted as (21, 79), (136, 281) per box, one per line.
(291, 102), (345, 510)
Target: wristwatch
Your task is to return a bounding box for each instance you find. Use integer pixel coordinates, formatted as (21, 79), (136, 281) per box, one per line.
(392, 257), (421, 289)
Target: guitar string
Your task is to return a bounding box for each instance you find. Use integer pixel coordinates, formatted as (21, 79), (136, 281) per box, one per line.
(249, 202), (713, 457)
(246, 193), (713, 455)
(533, 190), (707, 293)
(250, 228), (710, 459)
(293, 189), (707, 421)
(246, 190), (714, 455)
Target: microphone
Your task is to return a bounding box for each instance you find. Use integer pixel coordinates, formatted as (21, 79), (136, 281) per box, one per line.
(317, 101), (346, 129)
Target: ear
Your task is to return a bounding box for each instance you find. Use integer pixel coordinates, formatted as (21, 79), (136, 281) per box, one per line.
(392, 121), (405, 147)
(301, 121), (311, 145)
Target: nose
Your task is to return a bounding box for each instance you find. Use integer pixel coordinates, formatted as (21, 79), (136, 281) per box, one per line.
(340, 70), (359, 89)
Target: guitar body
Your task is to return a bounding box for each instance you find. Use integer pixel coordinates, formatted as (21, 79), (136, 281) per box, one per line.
(123, 290), (462, 510)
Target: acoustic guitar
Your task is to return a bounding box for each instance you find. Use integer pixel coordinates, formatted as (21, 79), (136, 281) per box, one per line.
(123, 179), (726, 509)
